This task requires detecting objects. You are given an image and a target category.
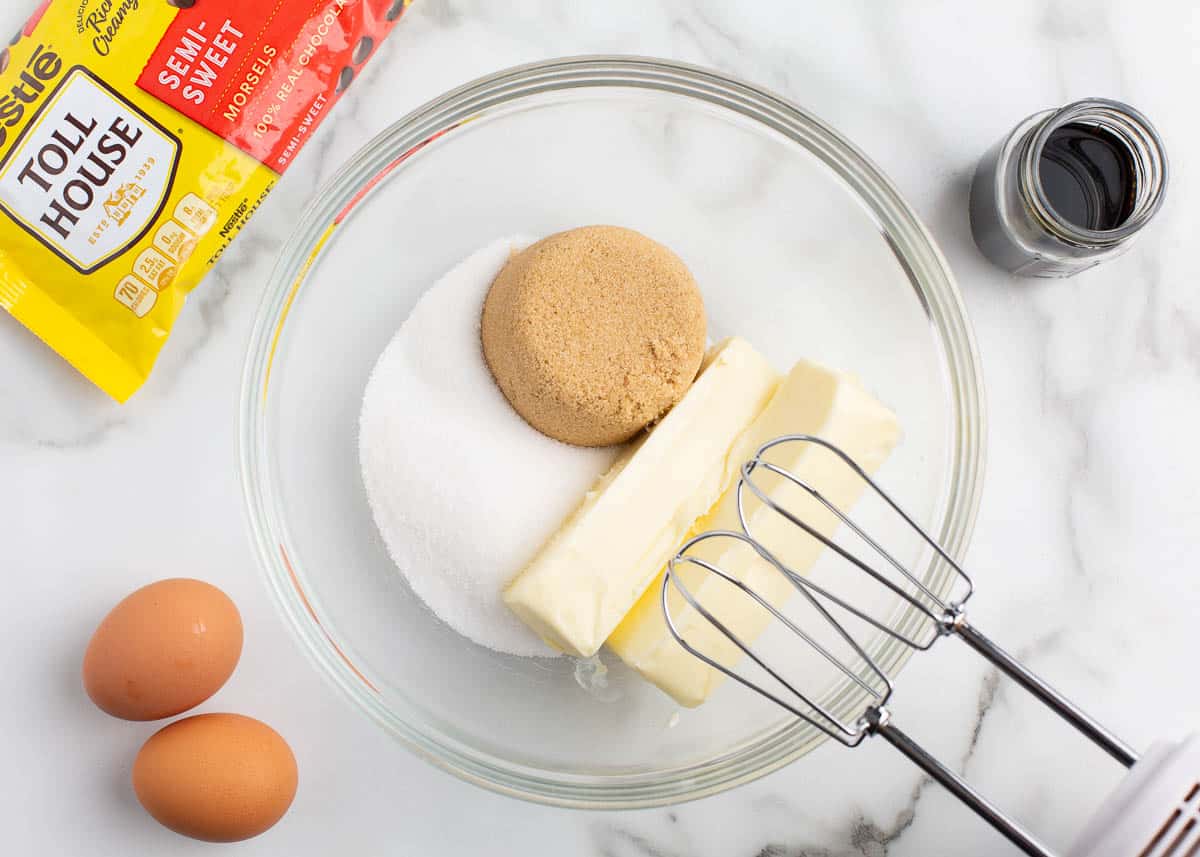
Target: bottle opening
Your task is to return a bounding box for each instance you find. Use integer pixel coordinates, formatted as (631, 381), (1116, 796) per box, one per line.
(1024, 99), (1167, 247)
(1039, 122), (1137, 232)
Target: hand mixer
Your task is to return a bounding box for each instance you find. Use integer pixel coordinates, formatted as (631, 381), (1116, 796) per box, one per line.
(662, 435), (1200, 857)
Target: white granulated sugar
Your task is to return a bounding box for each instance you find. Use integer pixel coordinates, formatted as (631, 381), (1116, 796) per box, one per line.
(359, 237), (619, 657)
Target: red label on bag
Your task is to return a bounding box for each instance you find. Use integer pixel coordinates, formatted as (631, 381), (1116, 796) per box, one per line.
(137, 0), (404, 172)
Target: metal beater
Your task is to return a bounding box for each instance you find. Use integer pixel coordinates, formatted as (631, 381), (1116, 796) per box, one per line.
(662, 435), (1200, 857)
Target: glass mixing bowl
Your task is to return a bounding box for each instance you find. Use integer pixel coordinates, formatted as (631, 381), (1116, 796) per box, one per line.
(240, 57), (986, 808)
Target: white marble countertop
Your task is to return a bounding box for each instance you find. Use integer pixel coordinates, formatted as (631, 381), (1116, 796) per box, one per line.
(2, 2), (1198, 855)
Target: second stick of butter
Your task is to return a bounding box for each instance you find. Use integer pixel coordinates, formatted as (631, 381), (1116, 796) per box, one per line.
(608, 361), (900, 706)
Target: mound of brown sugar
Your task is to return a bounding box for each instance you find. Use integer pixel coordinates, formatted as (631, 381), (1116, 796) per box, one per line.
(481, 226), (707, 447)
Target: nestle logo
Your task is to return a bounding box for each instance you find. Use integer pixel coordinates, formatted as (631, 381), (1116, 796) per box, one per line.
(0, 44), (64, 150)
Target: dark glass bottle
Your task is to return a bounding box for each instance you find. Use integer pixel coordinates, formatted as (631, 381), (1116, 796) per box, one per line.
(970, 99), (1167, 277)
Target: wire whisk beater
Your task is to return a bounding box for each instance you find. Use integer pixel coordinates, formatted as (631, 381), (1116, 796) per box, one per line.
(660, 435), (1188, 857)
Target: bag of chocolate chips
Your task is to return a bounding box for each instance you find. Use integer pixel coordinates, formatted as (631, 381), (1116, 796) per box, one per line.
(0, 0), (410, 400)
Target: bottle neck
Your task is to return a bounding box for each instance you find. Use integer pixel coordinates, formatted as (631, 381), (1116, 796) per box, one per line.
(1017, 98), (1168, 250)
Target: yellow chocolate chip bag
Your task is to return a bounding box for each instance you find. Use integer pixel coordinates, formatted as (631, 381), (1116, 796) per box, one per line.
(0, 0), (410, 400)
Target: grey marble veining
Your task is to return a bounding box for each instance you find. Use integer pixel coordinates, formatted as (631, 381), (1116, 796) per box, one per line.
(2, 1), (1198, 855)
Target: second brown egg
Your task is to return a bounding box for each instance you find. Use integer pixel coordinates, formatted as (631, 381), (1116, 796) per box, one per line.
(133, 713), (298, 842)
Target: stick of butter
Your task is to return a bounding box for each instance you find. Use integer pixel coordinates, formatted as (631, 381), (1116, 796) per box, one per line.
(607, 360), (900, 707)
(503, 338), (780, 657)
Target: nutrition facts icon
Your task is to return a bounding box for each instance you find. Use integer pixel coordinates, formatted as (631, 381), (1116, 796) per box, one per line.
(153, 219), (197, 263)
(114, 275), (157, 318)
(133, 247), (177, 291)
(174, 193), (217, 236)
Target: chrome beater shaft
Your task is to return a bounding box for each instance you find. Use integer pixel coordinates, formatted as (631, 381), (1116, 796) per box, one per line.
(662, 435), (1138, 857)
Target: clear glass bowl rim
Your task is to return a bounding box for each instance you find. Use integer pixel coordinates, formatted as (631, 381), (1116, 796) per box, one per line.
(239, 55), (987, 809)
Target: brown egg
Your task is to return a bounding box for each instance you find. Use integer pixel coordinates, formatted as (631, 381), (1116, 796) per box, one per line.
(82, 578), (242, 721)
(133, 713), (298, 842)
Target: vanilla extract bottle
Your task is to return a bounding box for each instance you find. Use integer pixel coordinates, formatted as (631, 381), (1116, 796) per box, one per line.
(970, 98), (1167, 277)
